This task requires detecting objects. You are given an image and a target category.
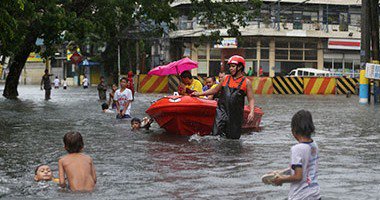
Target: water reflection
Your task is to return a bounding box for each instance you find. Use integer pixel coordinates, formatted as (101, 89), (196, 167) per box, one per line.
(0, 85), (379, 199)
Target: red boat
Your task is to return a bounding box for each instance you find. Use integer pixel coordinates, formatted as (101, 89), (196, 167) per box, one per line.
(146, 95), (263, 136)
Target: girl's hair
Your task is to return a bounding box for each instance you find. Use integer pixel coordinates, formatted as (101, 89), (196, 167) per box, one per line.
(291, 110), (315, 138)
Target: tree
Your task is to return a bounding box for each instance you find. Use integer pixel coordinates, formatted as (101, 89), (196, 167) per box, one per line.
(189, 0), (262, 38)
(1, 0), (262, 99)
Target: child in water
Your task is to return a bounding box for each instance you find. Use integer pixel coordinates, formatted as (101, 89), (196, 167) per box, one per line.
(107, 84), (118, 109)
(271, 110), (321, 200)
(101, 103), (115, 114)
(58, 132), (96, 192)
(34, 164), (59, 183)
(131, 117), (154, 131)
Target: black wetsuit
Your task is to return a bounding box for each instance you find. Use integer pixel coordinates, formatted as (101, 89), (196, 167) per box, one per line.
(41, 74), (52, 100)
(212, 76), (246, 139)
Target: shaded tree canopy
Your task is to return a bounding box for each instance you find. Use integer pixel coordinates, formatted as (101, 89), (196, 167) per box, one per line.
(1, 0), (262, 99)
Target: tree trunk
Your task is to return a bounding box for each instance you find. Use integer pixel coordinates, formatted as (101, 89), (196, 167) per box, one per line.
(3, 33), (37, 99)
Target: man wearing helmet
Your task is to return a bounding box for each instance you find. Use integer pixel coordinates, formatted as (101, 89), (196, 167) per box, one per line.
(192, 55), (255, 139)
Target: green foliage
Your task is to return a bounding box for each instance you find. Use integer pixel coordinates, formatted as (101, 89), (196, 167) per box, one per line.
(190, 0), (262, 39)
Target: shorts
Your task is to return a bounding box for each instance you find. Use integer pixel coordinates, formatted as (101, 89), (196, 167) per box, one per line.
(63, 86), (67, 90)
(83, 86), (88, 89)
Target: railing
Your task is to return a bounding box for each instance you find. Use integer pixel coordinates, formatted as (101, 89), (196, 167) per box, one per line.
(177, 19), (361, 33)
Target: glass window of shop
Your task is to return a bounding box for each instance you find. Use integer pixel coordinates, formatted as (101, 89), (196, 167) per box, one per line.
(209, 61), (221, 77)
(198, 60), (208, 75)
(245, 48), (257, 59)
(210, 49), (220, 59)
(198, 47), (207, 60)
(293, 12), (303, 30)
(260, 61), (270, 76)
(275, 40), (318, 75)
(198, 46), (208, 76)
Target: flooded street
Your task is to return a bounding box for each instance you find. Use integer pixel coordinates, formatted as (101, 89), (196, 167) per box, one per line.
(0, 85), (379, 199)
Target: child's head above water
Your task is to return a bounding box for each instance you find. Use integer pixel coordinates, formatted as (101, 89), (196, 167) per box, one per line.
(291, 110), (315, 139)
(101, 103), (109, 111)
(131, 118), (141, 130)
(63, 131), (84, 153)
(34, 164), (53, 181)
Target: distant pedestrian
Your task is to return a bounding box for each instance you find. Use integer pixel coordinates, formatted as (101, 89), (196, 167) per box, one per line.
(97, 76), (107, 100)
(54, 76), (60, 89)
(63, 78), (68, 90)
(40, 69), (52, 100)
(127, 71), (135, 100)
(82, 76), (89, 89)
(247, 67), (254, 76)
(107, 84), (118, 109)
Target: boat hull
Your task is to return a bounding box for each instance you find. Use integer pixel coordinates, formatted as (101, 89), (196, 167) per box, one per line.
(146, 96), (263, 136)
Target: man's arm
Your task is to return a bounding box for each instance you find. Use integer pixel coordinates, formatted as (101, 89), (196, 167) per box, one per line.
(246, 79), (255, 123)
(58, 159), (66, 188)
(121, 101), (129, 116)
(192, 82), (222, 97)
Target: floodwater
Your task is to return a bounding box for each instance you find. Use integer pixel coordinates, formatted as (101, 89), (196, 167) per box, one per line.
(0, 85), (379, 199)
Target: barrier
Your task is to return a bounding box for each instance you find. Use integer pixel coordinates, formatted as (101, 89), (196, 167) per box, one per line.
(273, 77), (304, 94)
(248, 77), (273, 94)
(303, 77), (336, 95)
(168, 75), (180, 93)
(336, 77), (359, 95)
(138, 74), (168, 93)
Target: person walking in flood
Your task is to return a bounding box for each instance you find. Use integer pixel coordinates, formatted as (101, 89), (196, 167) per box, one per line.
(97, 76), (107, 101)
(82, 75), (89, 89)
(114, 77), (133, 119)
(192, 55), (255, 139)
(40, 69), (52, 100)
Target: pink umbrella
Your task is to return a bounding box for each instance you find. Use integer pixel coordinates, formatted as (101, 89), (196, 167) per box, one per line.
(148, 57), (198, 76)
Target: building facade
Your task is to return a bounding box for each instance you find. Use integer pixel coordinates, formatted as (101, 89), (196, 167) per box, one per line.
(168, 0), (364, 77)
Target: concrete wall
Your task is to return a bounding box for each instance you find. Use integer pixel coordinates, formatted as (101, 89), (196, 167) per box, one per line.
(20, 62), (45, 85)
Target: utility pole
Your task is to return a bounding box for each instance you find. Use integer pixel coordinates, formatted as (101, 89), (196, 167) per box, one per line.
(359, 0), (370, 104)
(277, 0), (281, 31)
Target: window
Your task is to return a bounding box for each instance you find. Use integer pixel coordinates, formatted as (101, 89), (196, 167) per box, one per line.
(305, 42), (317, 49)
(305, 50), (317, 60)
(290, 41), (303, 49)
(290, 50), (303, 60)
(276, 50), (288, 60)
(198, 61), (208, 74)
(210, 49), (220, 59)
(198, 48), (206, 59)
(245, 49), (257, 59)
(276, 41), (288, 48)
(261, 48), (269, 59)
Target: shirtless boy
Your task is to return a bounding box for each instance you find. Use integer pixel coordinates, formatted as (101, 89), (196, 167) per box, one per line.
(58, 132), (96, 192)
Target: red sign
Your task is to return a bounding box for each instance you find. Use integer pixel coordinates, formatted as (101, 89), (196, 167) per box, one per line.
(70, 52), (83, 64)
(328, 39), (360, 50)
